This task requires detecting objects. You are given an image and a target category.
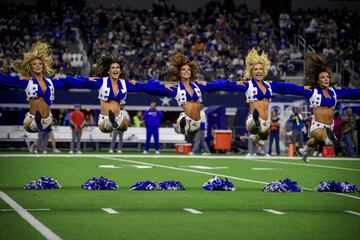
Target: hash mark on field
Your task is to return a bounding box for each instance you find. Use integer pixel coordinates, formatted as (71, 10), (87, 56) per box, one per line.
(345, 210), (360, 216)
(183, 208), (203, 214)
(102, 208), (118, 214)
(0, 208), (50, 212)
(263, 209), (286, 215)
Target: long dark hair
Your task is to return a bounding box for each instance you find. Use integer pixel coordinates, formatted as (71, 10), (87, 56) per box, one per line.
(96, 52), (128, 78)
(304, 52), (333, 87)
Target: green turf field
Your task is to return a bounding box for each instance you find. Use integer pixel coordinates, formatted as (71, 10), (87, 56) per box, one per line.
(0, 154), (359, 240)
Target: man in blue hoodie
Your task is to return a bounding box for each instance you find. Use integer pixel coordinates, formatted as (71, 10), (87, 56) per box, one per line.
(142, 102), (163, 154)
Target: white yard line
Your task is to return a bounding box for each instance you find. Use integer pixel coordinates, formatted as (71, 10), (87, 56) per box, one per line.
(263, 209), (286, 215)
(183, 208), (203, 214)
(0, 191), (61, 240)
(1, 154), (359, 172)
(101, 208), (118, 214)
(0, 208), (50, 212)
(344, 210), (360, 216)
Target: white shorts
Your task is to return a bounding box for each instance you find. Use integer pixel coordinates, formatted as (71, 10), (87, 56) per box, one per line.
(174, 112), (201, 134)
(246, 114), (270, 133)
(98, 114), (109, 127)
(23, 112), (34, 123)
(310, 120), (334, 133)
(98, 113), (124, 128)
(24, 112), (53, 129)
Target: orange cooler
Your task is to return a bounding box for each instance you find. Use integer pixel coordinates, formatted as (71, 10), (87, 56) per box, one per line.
(213, 130), (232, 151)
(175, 143), (192, 154)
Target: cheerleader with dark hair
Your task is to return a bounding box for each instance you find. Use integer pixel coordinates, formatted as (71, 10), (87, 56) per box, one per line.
(67, 53), (145, 133)
(266, 52), (360, 162)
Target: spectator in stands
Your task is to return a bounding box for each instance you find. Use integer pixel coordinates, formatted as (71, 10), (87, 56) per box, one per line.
(189, 104), (211, 155)
(342, 107), (356, 156)
(268, 109), (280, 156)
(109, 104), (130, 154)
(289, 107), (304, 153)
(290, 47), (303, 60)
(287, 63), (297, 76)
(133, 111), (143, 127)
(69, 103), (85, 154)
(142, 102), (163, 154)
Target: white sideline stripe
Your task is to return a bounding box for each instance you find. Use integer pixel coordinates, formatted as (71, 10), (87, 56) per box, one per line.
(263, 209), (286, 215)
(183, 208), (203, 214)
(345, 210), (360, 216)
(1, 154), (359, 172)
(0, 208), (50, 212)
(1, 154), (360, 161)
(102, 208), (118, 214)
(97, 156), (360, 201)
(0, 191), (61, 240)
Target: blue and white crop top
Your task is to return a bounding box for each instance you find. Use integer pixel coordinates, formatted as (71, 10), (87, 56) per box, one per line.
(223, 79), (273, 102)
(245, 79), (272, 102)
(62, 76), (145, 104)
(139, 80), (233, 107)
(175, 82), (202, 106)
(25, 77), (55, 105)
(308, 87), (337, 108)
(98, 77), (128, 103)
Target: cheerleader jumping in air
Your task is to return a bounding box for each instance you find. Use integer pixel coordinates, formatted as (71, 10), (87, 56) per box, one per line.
(66, 53), (146, 133)
(271, 53), (360, 162)
(202, 49), (275, 147)
(0, 42), (79, 133)
(144, 53), (231, 135)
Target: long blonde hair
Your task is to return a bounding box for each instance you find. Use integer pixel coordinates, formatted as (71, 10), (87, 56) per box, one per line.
(13, 42), (54, 77)
(244, 48), (270, 80)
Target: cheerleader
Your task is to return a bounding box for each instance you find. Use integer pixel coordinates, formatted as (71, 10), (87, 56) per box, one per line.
(200, 48), (274, 146)
(65, 53), (147, 133)
(269, 52), (360, 162)
(0, 42), (78, 133)
(144, 53), (230, 135)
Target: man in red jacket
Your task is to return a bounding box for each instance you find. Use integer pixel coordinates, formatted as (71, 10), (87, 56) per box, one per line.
(69, 103), (85, 154)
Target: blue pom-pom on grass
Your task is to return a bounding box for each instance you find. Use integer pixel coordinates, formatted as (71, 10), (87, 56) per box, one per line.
(24, 176), (61, 190)
(81, 176), (119, 190)
(129, 180), (159, 190)
(263, 178), (302, 192)
(202, 176), (235, 191)
(159, 180), (185, 190)
(314, 181), (359, 192)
